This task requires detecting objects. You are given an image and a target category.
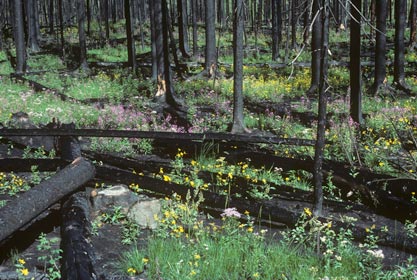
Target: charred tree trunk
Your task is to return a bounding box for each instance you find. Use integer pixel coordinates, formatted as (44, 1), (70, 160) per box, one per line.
(177, 0), (190, 57)
(124, 0), (137, 72)
(205, 0), (217, 76)
(104, 0), (110, 41)
(86, 0), (91, 35)
(191, 0), (198, 55)
(306, 0), (322, 95)
(58, 0), (65, 57)
(410, 0), (417, 47)
(13, 0), (26, 73)
(153, 0), (164, 78)
(313, 0), (329, 216)
(0, 158), (95, 245)
(48, 0), (54, 34)
(350, 0), (363, 124)
(77, 0), (89, 70)
(372, 0), (387, 95)
(291, 0), (297, 49)
(149, 0), (158, 80)
(231, 0), (247, 134)
(393, 0), (411, 93)
(271, 0), (281, 61)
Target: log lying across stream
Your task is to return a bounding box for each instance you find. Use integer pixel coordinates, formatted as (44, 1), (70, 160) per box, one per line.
(0, 157), (95, 245)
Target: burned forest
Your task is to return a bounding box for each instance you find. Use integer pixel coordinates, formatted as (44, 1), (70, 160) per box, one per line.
(0, 0), (417, 279)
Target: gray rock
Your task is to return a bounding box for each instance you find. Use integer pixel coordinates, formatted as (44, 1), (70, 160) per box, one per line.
(92, 185), (138, 214)
(91, 184), (161, 229)
(127, 198), (161, 230)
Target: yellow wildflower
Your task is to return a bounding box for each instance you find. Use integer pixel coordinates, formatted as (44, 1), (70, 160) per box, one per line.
(304, 207), (312, 217)
(20, 268), (29, 276)
(142, 258), (149, 264)
(18, 259), (25, 265)
(194, 254), (201, 260)
(163, 175), (171, 182)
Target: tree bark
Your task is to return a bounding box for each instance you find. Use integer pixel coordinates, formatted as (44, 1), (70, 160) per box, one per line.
(77, 0), (89, 70)
(372, 0), (387, 95)
(291, 0), (297, 49)
(48, 0), (54, 34)
(153, 0), (164, 77)
(104, 0), (110, 41)
(410, 0), (417, 46)
(61, 192), (97, 280)
(350, 0), (363, 124)
(58, 0), (65, 57)
(306, 0), (322, 95)
(13, 0), (26, 73)
(0, 158), (95, 245)
(313, 0), (329, 216)
(271, 0), (281, 61)
(205, 0), (217, 76)
(393, 0), (410, 93)
(231, 0), (247, 134)
(177, 0), (191, 57)
(191, 0), (198, 55)
(149, 0), (158, 80)
(124, 0), (137, 72)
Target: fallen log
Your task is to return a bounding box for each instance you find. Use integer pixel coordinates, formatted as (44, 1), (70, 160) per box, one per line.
(95, 164), (417, 255)
(226, 151), (417, 222)
(61, 192), (97, 280)
(0, 157), (95, 244)
(10, 74), (82, 104)
(0, 128), (320, 146)
(0, 158), (67, 172)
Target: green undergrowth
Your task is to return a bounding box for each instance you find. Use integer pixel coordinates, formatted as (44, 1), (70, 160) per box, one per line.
(117, 194), (417, 279)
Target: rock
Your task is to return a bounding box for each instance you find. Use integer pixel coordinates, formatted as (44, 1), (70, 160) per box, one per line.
(91, 184), (161, 229)
(92, 185), (138, 214)
(127, 197), (161, 230)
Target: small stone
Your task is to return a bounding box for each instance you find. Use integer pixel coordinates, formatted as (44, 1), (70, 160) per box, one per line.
(92, 185), (138, 214)
(128, 198), (161, 230)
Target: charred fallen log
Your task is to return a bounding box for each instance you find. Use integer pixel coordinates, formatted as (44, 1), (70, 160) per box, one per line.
(95, 164), (417, 255)
(61, 192), (97, 280)
(0, 157), (95, 245)
(225, 151), (417, 222)
(0, 128), (319, 146)
(10, 74), (82, 104)
(0, 158), (67, 172)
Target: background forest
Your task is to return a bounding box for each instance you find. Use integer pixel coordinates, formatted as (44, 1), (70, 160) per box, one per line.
(0, 0), (417, 279)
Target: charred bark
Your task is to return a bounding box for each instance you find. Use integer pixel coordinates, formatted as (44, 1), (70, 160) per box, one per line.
(205, 0), (217, 76)
(372, 0), (387, 95)
(13, 0), (26, 73)
(0, 158), (95, 244)
(124, 0), (137, 72)
(77, 0), (89, 70)
(61, 192), (97, 280)
(350, 0), (363, 123)
(231, 0), (248, 134)
(393, 0), (411, 93)
(177, 0), (191, 57)
(306, 0), (322, 95)
(313, 0), (329, 216)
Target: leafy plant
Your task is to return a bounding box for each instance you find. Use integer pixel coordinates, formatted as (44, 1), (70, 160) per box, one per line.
(36, 233), (62, 280)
